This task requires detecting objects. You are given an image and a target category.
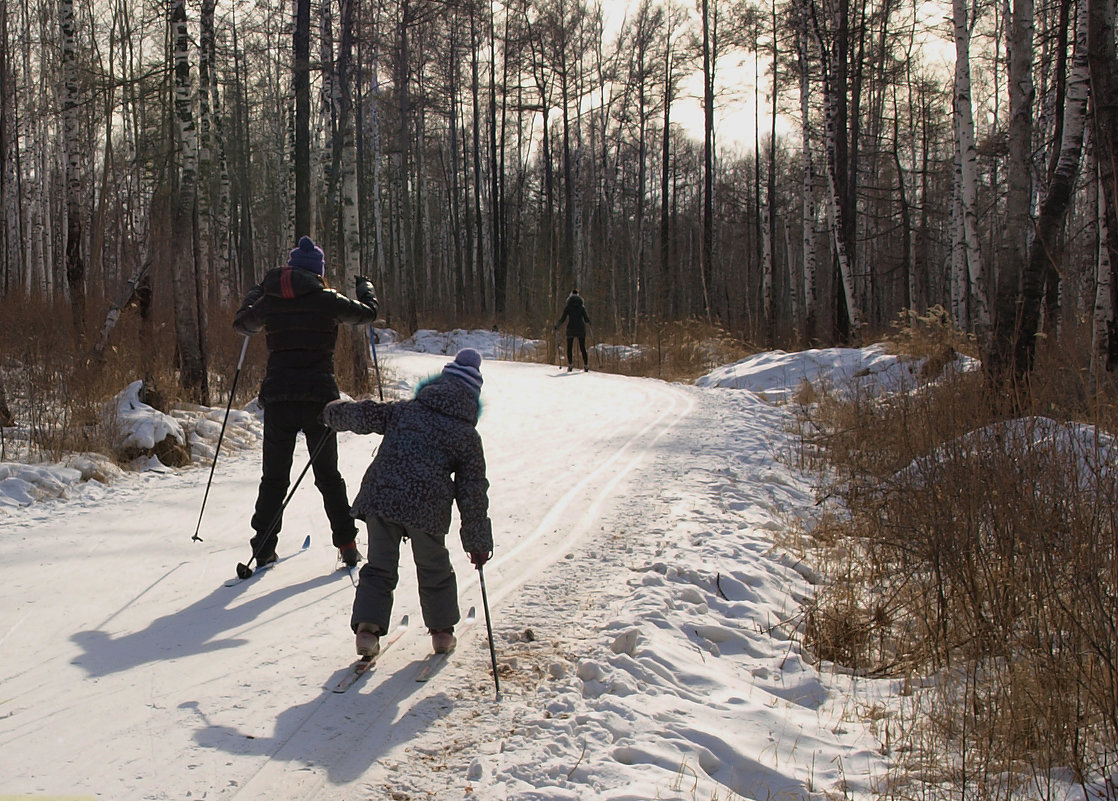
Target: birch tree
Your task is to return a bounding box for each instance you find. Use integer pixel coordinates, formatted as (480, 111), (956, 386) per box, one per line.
(60, 0), (86, 335)
(659, 0), (686, 320)
(0, 0), (20, 295)
(808, 0), (862, 342)
(1013, 0), (1087, 376)
(1092, 137), (1113, 389)
(950, 0), (990, 336)
(794, 0), (818, 344)
(168, 0), (208, 403)
(989, 0), (1035, 374)
(1088, 0), (1118, 371)
(699, 0), (716, 322)
(293, 0), (311, 236)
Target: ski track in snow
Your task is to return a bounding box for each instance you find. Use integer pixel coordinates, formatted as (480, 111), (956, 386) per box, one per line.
(0, 350), (891, 800)
(332, 382), (889, 801)
(213, 359), (699, 800)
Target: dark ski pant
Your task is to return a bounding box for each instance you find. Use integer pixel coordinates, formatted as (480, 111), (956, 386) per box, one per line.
(250, 400), (357, 557)
(351, 513), (460, 635)
(566, 335), (588, 368)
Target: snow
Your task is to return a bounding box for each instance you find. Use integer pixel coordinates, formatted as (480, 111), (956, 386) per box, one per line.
(695, 343), (979, 401)
(110, 380), (188, 453)
(0, 332), (1079, 799)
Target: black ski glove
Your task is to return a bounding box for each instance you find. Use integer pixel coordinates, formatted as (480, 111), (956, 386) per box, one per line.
(355, 276), (378, 313)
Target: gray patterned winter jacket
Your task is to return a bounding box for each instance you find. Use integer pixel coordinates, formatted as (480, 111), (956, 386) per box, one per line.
(322, 376), (493, 555)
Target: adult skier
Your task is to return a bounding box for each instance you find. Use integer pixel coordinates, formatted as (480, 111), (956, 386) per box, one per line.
(234, 235), (378, 569)
(321, 348), (494, 657)
(553, 289), (591, 371)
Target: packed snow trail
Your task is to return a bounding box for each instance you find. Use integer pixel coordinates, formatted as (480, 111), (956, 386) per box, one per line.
(212, 356), (695, 800)
(0, 351), (695, 799)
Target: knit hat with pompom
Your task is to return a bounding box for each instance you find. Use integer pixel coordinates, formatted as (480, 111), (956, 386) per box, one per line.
(442, 348), (483, 394)
(288, 236), (325, 275)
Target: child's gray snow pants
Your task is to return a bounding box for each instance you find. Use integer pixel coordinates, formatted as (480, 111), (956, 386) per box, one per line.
(351, 513), (461, 635)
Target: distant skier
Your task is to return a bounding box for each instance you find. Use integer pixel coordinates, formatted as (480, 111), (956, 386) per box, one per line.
(322, 348), (494, 658)
(234, 235), (378, 570)
(553, 289), (591, 372)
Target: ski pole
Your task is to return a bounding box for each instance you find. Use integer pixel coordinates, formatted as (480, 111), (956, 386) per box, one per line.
(236, 429), (334, 579)
(192, 335), (250, 543)
(368, 327), (384, 401)
(478, 564), (500, 700)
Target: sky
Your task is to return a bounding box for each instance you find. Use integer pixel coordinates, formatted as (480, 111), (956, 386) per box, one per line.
(0, 330), (1097, 800)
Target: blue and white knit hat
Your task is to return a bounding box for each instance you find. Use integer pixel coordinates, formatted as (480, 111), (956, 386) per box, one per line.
(442, 348), (483, 394)
(288, 235), (325, 275)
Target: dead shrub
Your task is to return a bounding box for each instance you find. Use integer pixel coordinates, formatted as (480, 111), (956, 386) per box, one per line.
(796, 318), (1118, 797)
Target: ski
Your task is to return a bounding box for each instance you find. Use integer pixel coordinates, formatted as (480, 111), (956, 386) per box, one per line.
(417, 606), (476, 682)
(224, 535), (311, 587)
(332, 615), (411, 693)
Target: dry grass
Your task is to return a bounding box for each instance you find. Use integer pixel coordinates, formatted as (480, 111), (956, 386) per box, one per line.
(793, 314), (1118, 799)
(0, 295), (260, 464)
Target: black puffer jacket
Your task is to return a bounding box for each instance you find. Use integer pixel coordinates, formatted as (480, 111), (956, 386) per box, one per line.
(322, 376), (493, 555)
(556, 294), (590, 337)
(234, 267), (378, 405)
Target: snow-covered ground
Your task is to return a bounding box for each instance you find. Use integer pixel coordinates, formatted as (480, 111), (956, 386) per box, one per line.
(0, 333), (963, 799)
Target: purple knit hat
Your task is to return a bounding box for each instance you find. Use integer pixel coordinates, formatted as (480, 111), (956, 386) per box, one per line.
(288, 236), (325, 275)
(442, 348), (483, 394)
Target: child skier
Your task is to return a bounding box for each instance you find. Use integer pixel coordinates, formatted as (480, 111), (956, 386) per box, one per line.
(321, 348), (494, 656)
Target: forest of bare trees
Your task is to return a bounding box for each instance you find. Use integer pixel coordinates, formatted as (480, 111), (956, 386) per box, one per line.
(0, 0), (1113, 403)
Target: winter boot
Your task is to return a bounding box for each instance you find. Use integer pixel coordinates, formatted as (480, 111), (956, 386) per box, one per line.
(431, 628), (456, 654)
(339, 541), (362, 568)
(251, 533), (278, 566)
(355, 623), (381, 658)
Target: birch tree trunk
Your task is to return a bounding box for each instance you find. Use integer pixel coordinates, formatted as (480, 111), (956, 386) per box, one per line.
(366, 44), (387, 286)
(60, 0), (86, 336)
(951, 0), (991, 336)
(169, 0), (208, 403)
(293, 0), (311, 236)
(660, 2), (682, 320)
(0, 0), (21, 295)
(766, 0), (778, 344)
(808, 0), (862, 342)
(335, 0), (369, 390)
(699, 0), (715, 323)
(1087, 0), (1118, 372)
(198, 0), (216, 304)
(489, 0), (506, 319)
(319, 0), (337, 239)
(336, 0), (359, 279)
(989, 0), (1035, 373)
(446, 14), (465, 315)
(209, 15), (233, 304)
(1013, 0), (1087, 376)
(1092, 142), (1113, 390)
(796, 0), (817, 345)
(230, 11), (257, 286)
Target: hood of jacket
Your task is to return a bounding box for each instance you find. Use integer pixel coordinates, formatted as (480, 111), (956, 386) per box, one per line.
(415, 374), (482, 424)
(260, 265), (326, 300)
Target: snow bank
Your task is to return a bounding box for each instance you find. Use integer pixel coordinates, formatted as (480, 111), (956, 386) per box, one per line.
(107, 380), (186, 453)
(405, 328), (546, 361)
(695, 343), (976, 401)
